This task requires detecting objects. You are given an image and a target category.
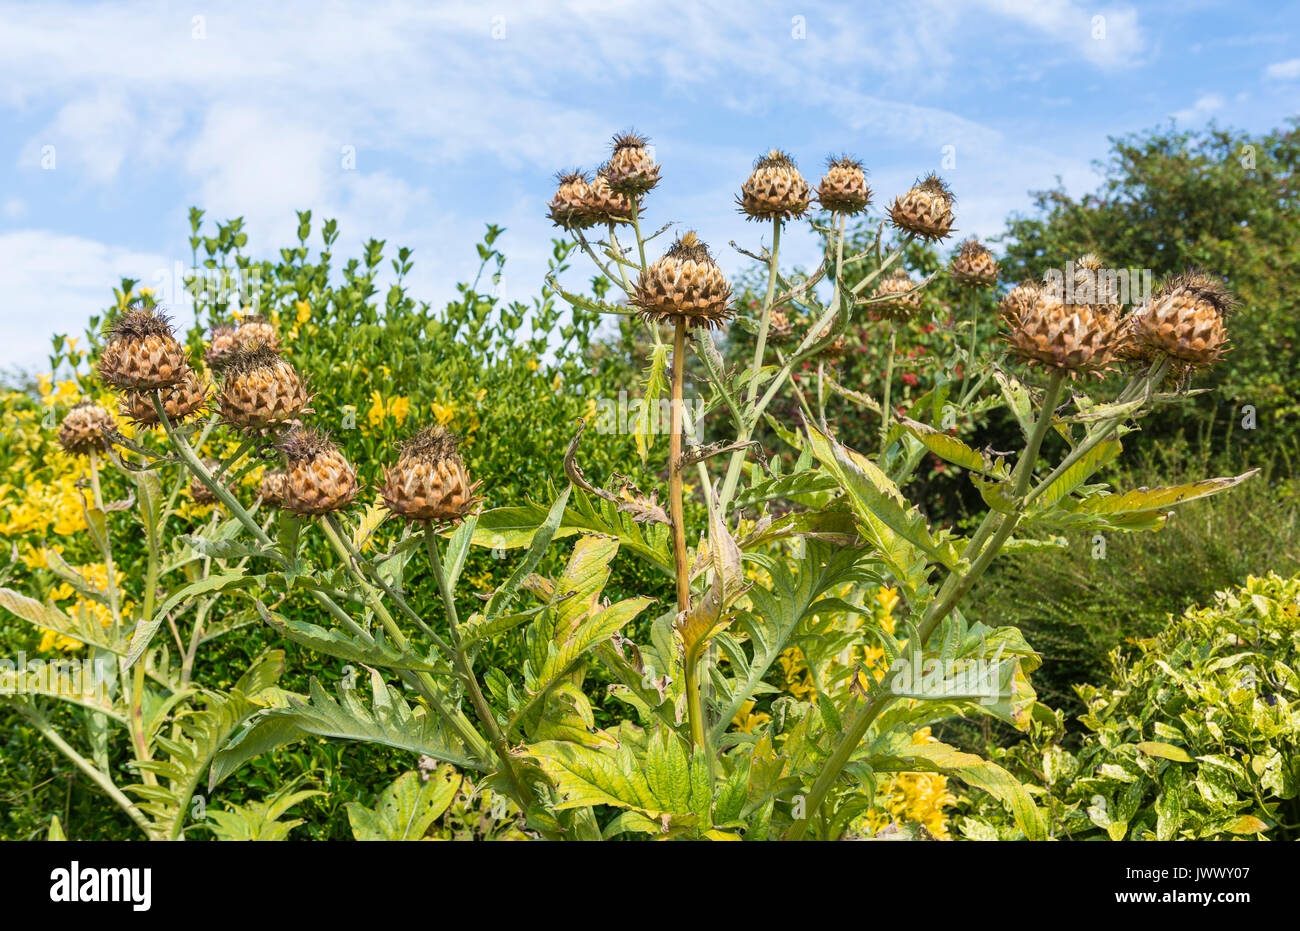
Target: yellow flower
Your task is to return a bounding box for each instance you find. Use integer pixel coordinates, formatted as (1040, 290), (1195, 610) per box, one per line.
(366, 391), (412, 429)
(295, 300), (312, 324)
(366, 391), (387, 429)
(778, 647), (817, 702)
(862, 728), (956, 839)
(0, 475), (91, 538)
(390, 396), (411, 427)
(22, 544), (63, 570)
(731, 700), (771, 734)
(429, 402), (456, 426)
(526, 358), (539, 372)
(351, 499), (388, 553)
(37, 563), (124, 653)
(39, 629), (84, 653)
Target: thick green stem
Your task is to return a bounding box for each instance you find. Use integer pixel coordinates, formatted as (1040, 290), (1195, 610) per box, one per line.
(960, 288), (978, 399)
(25, 710), (153, 836)
(85, 452), (120, 625)
(669, 320), (691, 617)
(422, 526), (532, 813)
(683, 645), (707, 751)
(715, 220), (784, 514)
(89, 449), (154, 780)
(878, 331), (897, 461)
(321, 516), (488, 760)
(746, 219), (783, 407)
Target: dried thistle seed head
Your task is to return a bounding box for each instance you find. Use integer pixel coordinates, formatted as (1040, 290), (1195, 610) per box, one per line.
(949, 238), (999, 288)
(1133, 270), (1234, 367)
(998, 280), (1041, 328)
(1109, 311), (1156, 366)
(1004, 290), (1116, 375)
(1068, 253), (1123, 318)
(382, 425), (483, 522)
(738, 149), (812, 221)
(205, 325), (239, 369)
(580, 169), (636, 225)
(219, 344), (311, 431)
(630, 231), (734, 329)
(258, 469), (288, 506)
(280, 428), (358, 516)
(816, 155), (872, 214)
(120, 366), (211, 428)
(815, 322), (848, 358)
(888, 174), (955, 242)
(98, 305), (188, 390)
(190, 459), (225, 505)
(235, 314), (280, 352)
(604, 132), (661, 196)
(57, 403), (116, 457)
(547, 170), (596, 229)
(867, 268), (922, 320)
(766, 308), (794, 341)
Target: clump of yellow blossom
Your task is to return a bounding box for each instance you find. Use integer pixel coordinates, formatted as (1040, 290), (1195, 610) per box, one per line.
(367, 391), (412, 430)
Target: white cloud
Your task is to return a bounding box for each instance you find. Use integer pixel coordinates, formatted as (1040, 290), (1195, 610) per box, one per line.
(182, 105), (333, 247)
(1170, 93), (1225, 123)
(1265, 58), (1300, 80)
(0, 231), (168, 370)
(969, 0), (1146, 68)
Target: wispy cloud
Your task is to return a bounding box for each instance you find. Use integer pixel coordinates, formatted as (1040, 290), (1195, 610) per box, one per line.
(0, 0), (1287, 372)
(1170, 93), (1226, 123)
(1265, 58), (1300, 80)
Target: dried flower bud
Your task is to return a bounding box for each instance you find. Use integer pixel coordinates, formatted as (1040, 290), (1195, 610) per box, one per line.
(603, 132), (660, 196)
(998, 281), (1041, 328)
(219, 344), (312, 431)
(547, 171), (595, 230)
(1132, 271), (1234, 368)
(868, 269), (923, 321)
(888, 174), (955, 242)
(816, 156), (871, 215)
(382, 425), (483, 522)
(98, 305), (188, 390)
(121, 366), (211, 427)
(738, 149), (811, 221)
(766, 309), (794, 341)
(259, 469), (288, 506)
(281, 428), (358, 516)
(57, 403), (116, 458)
(580, 169), (636, 225)
(205, 325), (239, 370)
(1004, 290), (1116, 375)
(235, 314), (280, 352)
(631, 231), (734, 329)
(949, 238), (999, 288)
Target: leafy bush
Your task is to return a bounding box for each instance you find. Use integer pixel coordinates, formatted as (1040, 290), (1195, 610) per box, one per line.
(959, 449), (1300, 722)
(959, 573), (1300, 840)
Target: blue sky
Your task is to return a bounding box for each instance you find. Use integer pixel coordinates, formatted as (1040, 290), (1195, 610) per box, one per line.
(1, 0), (1297, 371)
